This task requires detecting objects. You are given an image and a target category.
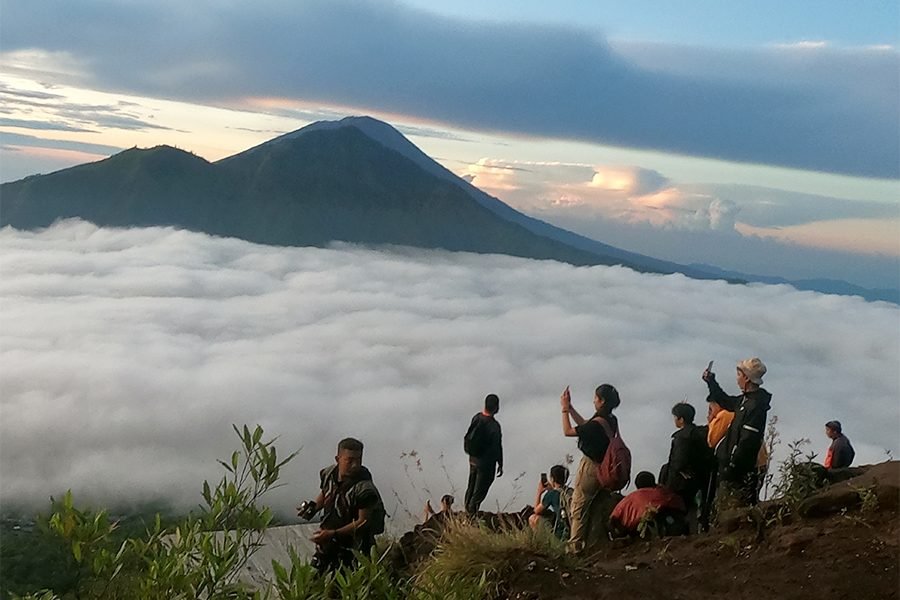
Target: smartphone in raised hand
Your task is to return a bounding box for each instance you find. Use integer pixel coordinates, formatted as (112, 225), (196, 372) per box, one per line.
(540, 472), (548, 487)
(706, 360), (714, 372)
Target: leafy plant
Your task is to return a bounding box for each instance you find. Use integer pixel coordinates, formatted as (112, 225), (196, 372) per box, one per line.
(855, 485), (879, 515)
(18, 425), (297, 600)
(770, 438), (826, 522)
(760, 414), (781, 500)
(7, 426), (498, 600)
(636, 505), (660, 540)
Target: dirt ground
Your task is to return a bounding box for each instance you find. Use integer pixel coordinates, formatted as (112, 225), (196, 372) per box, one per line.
(501, 461), (900, 600)
(396, 462), (899, 600)
(502, 510), (898, 600)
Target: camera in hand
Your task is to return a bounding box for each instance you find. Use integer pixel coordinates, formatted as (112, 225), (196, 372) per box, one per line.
(297, 499), (318, 521)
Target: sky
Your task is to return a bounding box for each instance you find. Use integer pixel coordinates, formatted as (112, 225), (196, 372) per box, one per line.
(1, 221), (898, 522)
(0, 0), (898, 290)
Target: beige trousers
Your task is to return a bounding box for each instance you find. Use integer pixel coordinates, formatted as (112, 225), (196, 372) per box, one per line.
(567, 455), (614, 553)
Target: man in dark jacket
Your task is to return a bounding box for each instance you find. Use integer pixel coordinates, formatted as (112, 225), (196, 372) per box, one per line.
(463, 394), (503, 514)
(702, 357), (772, 509)
(299, 437), (385, 574)
(663, 402), (713, 531)
(824, 421), (855, 469)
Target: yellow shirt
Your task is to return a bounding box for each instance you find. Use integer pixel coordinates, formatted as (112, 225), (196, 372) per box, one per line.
(708, 410), (768, 468)
(707, 411), (734, 449)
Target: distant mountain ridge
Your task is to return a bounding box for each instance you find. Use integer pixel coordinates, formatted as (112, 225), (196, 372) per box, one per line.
(1, 116), (895, 303)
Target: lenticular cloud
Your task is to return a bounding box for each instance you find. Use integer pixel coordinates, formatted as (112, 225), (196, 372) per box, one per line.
(1, 221), (897, 519)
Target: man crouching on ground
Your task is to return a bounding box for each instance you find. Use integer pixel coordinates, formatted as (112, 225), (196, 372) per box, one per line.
(297, 437), (385, 574)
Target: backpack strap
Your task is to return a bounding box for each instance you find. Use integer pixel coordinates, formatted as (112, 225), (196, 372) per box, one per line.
(593, 416), (618, 439)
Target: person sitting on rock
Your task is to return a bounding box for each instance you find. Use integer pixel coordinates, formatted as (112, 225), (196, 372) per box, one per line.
(528, 465), (573, 539)
(824, 421), (855, 470)
(423, 494), (455, 523)
(609, 471), (686, 537)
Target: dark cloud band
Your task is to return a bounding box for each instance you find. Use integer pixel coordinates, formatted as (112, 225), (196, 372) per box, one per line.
(1, 0), (897, 177)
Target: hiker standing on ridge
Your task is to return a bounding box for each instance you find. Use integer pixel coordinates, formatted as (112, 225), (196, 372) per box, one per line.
(297, 437), (386, 574)
(702, 357), (772, 509)
(824, 421), (856, 470)
(463, 394), (503, 514)
(560, 383), (624, 553)
(663, 402), (713, 533)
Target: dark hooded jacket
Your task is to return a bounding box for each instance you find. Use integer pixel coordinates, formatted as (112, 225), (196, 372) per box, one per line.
(706, 375), (772, 482)
(664, 423), (714, 500)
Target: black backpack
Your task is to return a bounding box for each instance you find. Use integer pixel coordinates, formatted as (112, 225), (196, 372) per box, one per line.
(350, 480), (386, 535)
(463, 416), (487, 457)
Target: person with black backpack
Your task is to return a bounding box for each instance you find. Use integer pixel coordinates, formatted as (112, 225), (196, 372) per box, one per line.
(560, 383), (626, 553)
(463, 394), (503, 514)
(662, 402), (714, 533)
(296, 437), (386, 574)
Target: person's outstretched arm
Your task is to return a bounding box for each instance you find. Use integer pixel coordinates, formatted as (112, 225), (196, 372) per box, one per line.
(561, 387), (581, 436)
(703, 370), (740, 411)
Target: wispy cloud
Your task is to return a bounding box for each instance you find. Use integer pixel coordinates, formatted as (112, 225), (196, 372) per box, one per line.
(772, 40), (829, 49)
(0, 131), (122, 156)
(0, 117), (97, 133)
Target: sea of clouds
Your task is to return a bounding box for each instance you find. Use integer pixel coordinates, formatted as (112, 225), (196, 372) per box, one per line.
(1, 220), (898, 525)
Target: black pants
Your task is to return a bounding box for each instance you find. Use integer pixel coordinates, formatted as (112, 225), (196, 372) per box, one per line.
(464, 463), (496, 514)
(312, 537), (373, 575)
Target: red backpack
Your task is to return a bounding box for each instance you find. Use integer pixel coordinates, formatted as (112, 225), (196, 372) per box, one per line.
(594, 418), (631, 491)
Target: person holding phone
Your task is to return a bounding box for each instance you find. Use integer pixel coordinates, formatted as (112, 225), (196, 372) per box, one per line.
(560, 383), (622, 553)
(702, 357), (772, 509)
(528, 465), (572, 539)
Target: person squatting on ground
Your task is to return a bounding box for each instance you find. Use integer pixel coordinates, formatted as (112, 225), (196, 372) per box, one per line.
(297, 437), (385, 574)
(560, 383), (622, 553)
(663, 402), (714, 533)
(609, 471), (687, 537)
(528, 465), (573, 540)
(702, 357), (772, 510)
(463, 394), (504, 514)
(824, 420), (855, 470)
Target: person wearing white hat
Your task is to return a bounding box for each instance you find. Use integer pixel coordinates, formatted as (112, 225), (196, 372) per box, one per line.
(701, 357), (772, 509)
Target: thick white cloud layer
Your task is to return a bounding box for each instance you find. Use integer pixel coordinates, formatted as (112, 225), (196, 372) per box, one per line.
(1, 221), (898, 524)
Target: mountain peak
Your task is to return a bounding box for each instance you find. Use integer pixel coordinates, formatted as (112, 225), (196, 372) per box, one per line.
(254, 115), (405, 150)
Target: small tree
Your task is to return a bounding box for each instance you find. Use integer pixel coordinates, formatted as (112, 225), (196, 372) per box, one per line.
(19, 425), (297, 600)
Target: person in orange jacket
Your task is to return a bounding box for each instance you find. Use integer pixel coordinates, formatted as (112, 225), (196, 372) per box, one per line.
(702, 391), (770, 525)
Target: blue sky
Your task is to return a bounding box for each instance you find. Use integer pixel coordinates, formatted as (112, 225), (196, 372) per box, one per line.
(405, 0), (899, 47)
(0, 0), (897, 289)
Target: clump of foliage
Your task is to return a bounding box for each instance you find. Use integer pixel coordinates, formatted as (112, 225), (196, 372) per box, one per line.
(8, 425), (491, 600)
(636, 505), (660, 540)
(770, 438), (827, 522)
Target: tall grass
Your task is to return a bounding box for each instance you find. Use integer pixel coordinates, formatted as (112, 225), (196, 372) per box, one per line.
(413, 516), (578, 597)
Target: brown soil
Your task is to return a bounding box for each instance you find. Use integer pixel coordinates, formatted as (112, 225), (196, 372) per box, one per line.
(503, 461), (900, 600)
(400, 462), (900, 600)
(503, 511), (898, 600)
